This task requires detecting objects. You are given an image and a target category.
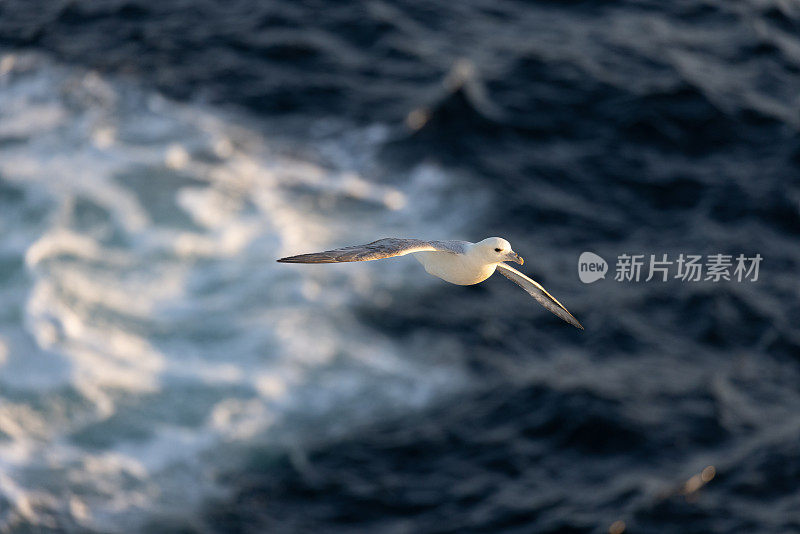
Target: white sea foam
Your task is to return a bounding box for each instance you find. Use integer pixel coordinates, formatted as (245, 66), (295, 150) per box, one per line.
(0, 53), (485, 532)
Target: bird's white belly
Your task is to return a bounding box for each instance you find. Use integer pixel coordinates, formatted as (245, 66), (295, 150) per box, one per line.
(413, 252), (496, 285)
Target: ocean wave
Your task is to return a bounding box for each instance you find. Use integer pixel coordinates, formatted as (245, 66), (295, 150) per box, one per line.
(0, 52), (482, 532)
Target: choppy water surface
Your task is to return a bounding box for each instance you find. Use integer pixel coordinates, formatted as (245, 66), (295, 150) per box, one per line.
(1, 1), (799, 533)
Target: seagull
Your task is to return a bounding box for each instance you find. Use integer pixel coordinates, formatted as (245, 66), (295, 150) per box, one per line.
(277, 237), (583, 329)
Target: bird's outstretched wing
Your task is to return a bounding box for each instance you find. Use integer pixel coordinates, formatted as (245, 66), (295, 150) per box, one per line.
(277, 238), (463, 264)
(495, 263), (584, 329)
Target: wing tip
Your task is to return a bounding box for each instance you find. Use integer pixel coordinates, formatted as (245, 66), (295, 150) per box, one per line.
(561, 308), (584, 330)
(560, 310), (584, 330)
(276, 255), (327, 263)
(277, 252), (342, 263)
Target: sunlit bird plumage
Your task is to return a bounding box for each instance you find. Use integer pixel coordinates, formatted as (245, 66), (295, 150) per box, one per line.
(278, 237), (583, 329)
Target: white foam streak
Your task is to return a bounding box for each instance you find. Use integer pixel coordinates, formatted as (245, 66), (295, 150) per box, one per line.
(0, 53), (482, 532)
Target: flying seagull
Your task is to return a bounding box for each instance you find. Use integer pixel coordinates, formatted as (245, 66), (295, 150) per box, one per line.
(277, 237), (583, 329)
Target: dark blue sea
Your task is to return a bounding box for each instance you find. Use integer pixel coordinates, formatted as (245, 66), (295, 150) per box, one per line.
(0, 1), (799, 532)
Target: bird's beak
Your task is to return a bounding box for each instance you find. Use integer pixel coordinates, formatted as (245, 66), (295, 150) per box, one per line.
(506, 251), (524, 265)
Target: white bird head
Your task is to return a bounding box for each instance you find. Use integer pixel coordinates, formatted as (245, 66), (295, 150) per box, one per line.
(475, 237), (523, 265)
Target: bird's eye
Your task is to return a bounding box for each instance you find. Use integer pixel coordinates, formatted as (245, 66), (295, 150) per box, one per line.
(494, 248), (502, 252)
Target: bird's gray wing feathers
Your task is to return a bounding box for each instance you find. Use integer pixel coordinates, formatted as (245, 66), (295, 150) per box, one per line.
(495, 263), (584, 329)
(277, 238), (462, 264)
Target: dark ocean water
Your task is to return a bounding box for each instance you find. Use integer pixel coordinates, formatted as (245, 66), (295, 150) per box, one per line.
(0, 1), (799, 533)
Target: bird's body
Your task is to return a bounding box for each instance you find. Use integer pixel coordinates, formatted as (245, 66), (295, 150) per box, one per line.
(277, 237), (583, 329)
(413, 245), (497, 285)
